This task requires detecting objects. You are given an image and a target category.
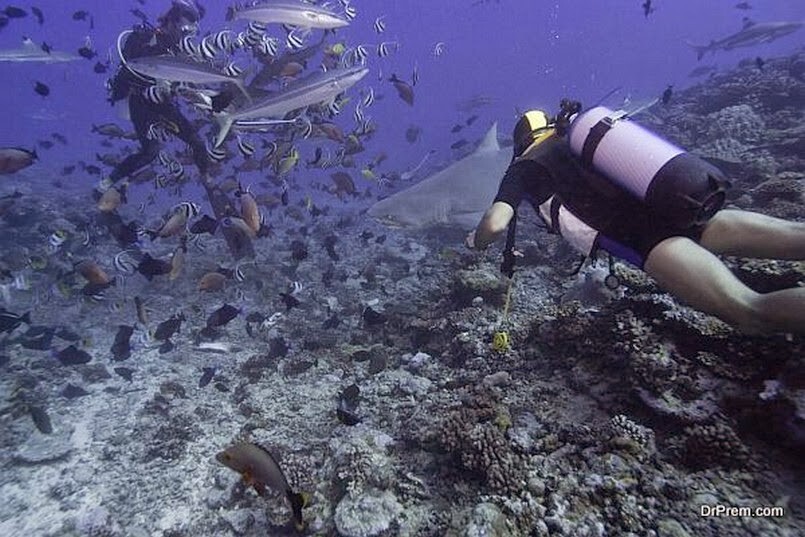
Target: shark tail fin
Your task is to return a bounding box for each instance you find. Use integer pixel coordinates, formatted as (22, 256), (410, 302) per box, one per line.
(214, 114), (234, 149)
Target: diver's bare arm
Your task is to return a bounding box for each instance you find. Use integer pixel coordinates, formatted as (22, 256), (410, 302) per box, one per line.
(472, 202), (515, 250)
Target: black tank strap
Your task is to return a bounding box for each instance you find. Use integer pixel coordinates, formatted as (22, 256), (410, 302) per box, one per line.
(580, 118), (614, 167)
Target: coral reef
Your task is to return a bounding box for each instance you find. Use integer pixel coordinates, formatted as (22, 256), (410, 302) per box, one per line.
(1, 46), (803, 537)
(333, 489), (403, 537)
(680, 422), (751, 470)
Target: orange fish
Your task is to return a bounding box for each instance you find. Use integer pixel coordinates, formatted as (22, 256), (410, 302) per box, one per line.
(198, 271), (227, 292)
(75, 260), (112, 285)
(217, 442), (309, 532)
(0, 147), (37, 175)
(236, 186), (262, 235)
(97, 185), (126, 213)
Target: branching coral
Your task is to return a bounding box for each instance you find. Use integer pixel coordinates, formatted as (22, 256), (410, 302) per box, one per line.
(437, 389), (526, 495)
(681, 422), (750, 469)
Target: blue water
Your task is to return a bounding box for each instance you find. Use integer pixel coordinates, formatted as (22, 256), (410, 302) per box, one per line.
(1, 0), (802, 202)
(1, 2), (805, 535)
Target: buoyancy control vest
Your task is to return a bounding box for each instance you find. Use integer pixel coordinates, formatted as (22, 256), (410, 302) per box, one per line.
(510, 105), (731, 266)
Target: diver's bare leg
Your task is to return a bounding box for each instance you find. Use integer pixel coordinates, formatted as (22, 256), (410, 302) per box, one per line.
(700, 209), (805, 259)
(644, 236), (805, 335)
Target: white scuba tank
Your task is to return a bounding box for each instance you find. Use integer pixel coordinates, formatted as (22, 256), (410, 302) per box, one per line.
(566, 105), (729, 228)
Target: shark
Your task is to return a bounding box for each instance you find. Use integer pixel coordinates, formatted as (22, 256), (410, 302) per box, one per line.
(125, 55), (252, 103)
(227, 0), (349, 29)
(213, 66), (368, 148)
(687, 19), (803, 60)
(367, 123), (511, 230)
(0, 37), (81, 63)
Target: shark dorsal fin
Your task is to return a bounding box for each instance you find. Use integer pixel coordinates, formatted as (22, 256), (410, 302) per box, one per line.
(475, 122), (500, 154)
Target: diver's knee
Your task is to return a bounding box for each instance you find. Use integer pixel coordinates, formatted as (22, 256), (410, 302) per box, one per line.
(725, 294), (772, 335)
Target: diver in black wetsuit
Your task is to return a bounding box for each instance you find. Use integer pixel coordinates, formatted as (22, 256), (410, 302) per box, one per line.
(466, 105), (805, 336)
(107, 0), (209, 183)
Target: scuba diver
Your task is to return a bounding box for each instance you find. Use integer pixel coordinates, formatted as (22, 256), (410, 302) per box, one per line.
(106, 0), (209, 184)
(103, 0), (254, 259)
(466, 100), (805, 336)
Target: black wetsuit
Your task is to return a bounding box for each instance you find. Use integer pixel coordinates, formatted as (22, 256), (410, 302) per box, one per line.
(107, 25), (208, 182)
(493, 136), (710, 268)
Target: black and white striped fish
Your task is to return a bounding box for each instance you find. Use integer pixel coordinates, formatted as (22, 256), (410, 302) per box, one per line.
(286, 28), (305, 51)
(169, 160), (185, 180)
(199, 34), (218, 60)
(231, 32), (248, 50)
(339, 0), (356, 21)
(433, 42), (446, 57)
(158, 151), (172, 168)
(154, 174), (168, 189)
(377, 41), (398, 58)
(259, 35), (278, 56)
(213, 30), (231, 52)
(206, 143), (226, 162)
(263, 141), (278, 160)
(412, 62), (419, 86)
(113, 251), (137, 274)
(352, 45), (369, 65)
(243, 31), (261, 48)
(328, 99), (342, 116)
(247, 21), (266, 37)
(225, 62), (243, 77)
(175, 201), (201, 219)
(234, 263), (247, 283)
(357, 118), (373, 136)
(236, 136), (255, 158)
(147, 123), (170, 142)
(373, 16), (386, 34)
(353, 103), (365, 125)
(362, 87), (375, 108)
(178, 35), (198, 57)
(143, 85), (165, 104)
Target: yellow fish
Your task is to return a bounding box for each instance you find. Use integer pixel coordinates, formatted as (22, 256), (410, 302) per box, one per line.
(276, 148), (299, 176)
